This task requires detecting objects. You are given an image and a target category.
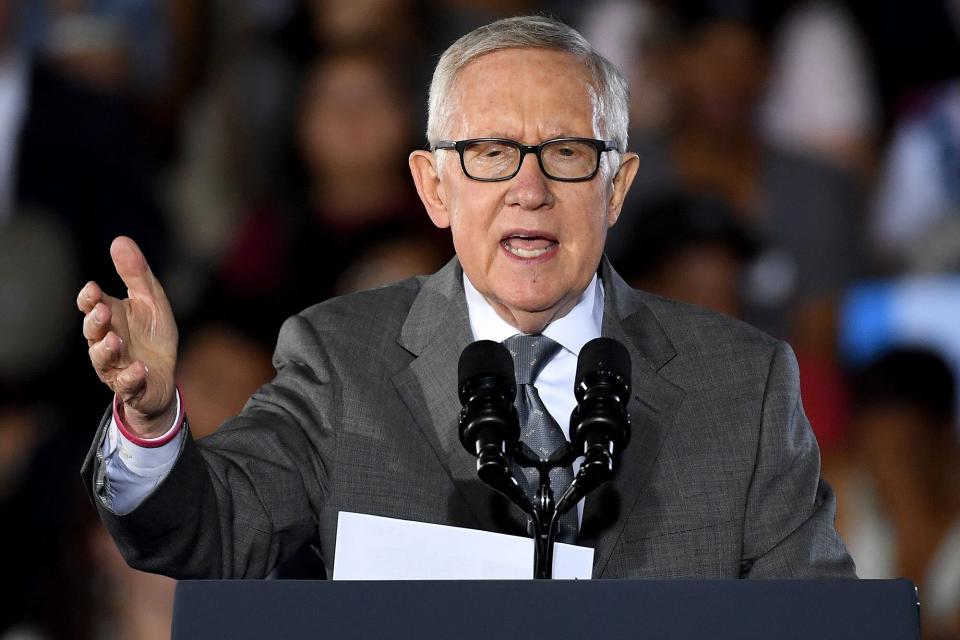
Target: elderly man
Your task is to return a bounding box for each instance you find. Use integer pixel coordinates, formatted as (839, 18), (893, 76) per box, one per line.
(77, 16), (854, 579)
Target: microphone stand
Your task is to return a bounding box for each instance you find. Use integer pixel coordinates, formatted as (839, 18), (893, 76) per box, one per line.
(509, 432), (620, 578)
(465, 418), (627, 578)
(510, 443), (587, 579)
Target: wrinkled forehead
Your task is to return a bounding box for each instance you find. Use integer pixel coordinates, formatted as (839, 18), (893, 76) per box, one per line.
(444, 48), (601, 140)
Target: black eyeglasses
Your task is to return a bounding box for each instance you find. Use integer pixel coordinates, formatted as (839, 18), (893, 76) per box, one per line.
(434, 137), (620, 182)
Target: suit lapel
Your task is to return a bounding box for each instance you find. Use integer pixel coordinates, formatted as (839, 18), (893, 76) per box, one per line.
(390, 259), (528, 535)
(579, 259), (686, 577)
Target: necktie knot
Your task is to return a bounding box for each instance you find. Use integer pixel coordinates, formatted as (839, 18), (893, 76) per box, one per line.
(503, 334), (562, 386)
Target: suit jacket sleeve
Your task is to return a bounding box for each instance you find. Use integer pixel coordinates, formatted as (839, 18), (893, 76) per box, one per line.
(741, 340), (856, 578)
(81, 313), (334, 579)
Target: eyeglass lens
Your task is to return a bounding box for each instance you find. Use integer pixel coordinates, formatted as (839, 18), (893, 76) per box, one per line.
(462, 140), (598, 180)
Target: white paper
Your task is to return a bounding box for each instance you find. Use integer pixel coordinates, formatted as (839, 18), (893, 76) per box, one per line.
(332, 512), (593, 580)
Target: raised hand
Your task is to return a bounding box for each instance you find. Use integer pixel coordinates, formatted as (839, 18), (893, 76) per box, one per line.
(78, 237), (179, 438)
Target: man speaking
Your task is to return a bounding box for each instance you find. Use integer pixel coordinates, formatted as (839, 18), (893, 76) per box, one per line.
(77, 15), (855, 579)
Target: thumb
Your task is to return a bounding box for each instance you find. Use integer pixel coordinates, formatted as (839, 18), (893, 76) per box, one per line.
(110, 236), (160, 299)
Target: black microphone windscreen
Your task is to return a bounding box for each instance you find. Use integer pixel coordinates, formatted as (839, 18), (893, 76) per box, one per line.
(458, 340), (515, 390)
(576, 337), (631, 386)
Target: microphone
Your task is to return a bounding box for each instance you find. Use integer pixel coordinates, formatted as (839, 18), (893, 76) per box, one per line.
(457, 340), (521, 487)
(567, 337), (632, 486)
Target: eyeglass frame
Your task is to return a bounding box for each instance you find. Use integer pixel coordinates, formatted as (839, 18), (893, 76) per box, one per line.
(433, 137), (621, 183)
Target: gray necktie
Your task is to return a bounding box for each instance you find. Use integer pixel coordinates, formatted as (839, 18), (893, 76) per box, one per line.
(503, 334), (578, 544)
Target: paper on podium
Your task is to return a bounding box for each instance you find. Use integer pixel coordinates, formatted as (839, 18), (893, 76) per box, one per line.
(332, 512), (593, 580)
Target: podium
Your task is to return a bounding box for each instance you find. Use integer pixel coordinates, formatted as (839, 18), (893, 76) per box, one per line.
(172, 579), (919, 639)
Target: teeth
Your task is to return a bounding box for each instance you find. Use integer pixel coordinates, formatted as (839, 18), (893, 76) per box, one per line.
(502, 240), (554, 258)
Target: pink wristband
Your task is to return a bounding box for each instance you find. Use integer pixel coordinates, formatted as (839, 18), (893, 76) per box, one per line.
(113, 387), (185, 448)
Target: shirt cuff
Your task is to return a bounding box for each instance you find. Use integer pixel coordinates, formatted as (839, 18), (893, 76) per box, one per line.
(106, 389), (184, 476)
(101, 390), (185, 514)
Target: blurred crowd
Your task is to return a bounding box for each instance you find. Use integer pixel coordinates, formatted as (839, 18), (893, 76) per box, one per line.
(1, 0), (959, 638)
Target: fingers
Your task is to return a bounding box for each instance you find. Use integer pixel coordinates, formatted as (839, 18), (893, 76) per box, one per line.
(88, 330), (147, 402)
(88, 330), (128, 374)
(82, 302), (112, 345)
(114, 360), (149, 402)
(110, 236), (161, 300)
(89, 332), (149, 402)
(77, 281), (102, 314)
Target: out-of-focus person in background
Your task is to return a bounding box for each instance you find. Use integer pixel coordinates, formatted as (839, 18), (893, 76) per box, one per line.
(614, 191), (757, 320)
(577, 0), (668, 135)
(10, 0), (171, 291)
(214, 46), (452, 330)
(760, 0), (878, 177)
(309, 0), (421, 48)
(871, 79), (960, 274)
(845, 0), (960, 281)
(843, 348), (960, 640)
(176, 293), (277, 442)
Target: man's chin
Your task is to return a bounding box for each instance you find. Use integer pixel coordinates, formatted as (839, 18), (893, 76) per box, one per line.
(495, 288), (561, 314)
(493, 292), (577, 332)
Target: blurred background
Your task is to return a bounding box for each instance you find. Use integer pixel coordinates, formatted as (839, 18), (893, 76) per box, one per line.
(1, 0), (959, 637)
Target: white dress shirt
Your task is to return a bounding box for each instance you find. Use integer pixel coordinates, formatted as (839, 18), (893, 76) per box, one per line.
(102, 274), (605, 523)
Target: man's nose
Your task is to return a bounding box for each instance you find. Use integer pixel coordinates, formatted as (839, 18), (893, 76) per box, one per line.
(504, 153), (554, 210)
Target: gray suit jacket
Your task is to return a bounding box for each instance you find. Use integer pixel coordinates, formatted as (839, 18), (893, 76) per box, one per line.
(82, 257), (855, 580)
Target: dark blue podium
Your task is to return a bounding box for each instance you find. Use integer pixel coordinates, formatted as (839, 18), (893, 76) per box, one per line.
(172, 579), (919, 639)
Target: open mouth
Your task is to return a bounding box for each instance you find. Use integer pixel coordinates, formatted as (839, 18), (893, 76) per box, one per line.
(500, 231), (558, 259)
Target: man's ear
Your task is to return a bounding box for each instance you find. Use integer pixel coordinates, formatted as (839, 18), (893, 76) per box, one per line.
(409, 150), (451, 229)
(605, 152), (640, 228)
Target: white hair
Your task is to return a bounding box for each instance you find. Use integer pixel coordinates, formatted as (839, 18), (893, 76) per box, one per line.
(426, 15), (630, 167)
